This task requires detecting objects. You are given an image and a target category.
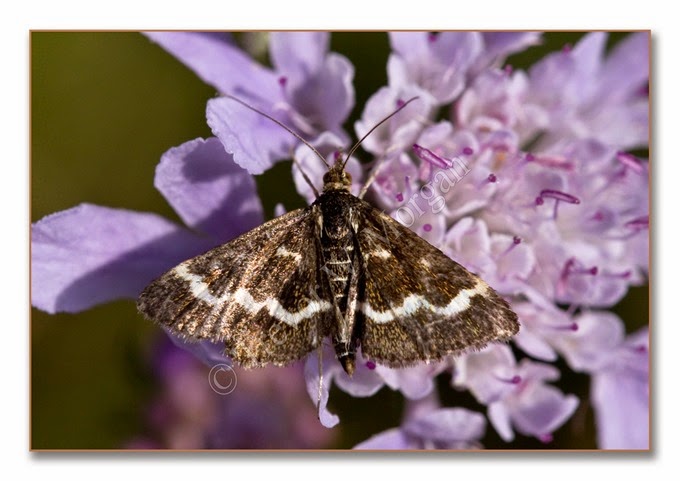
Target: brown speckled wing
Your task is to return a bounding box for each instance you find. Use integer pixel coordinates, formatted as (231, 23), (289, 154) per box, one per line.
(353, 202), (519, 367)
(137, 207), (334, 368)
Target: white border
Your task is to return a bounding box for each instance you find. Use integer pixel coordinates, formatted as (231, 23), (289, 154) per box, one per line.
(5, 0), (677, 479)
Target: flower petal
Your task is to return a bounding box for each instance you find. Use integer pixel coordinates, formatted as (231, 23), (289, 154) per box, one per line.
(511, 385), (579, 439)
(601, 32), (649, 101)
(270, 32), (354, 134)
(389, 32), (482, 103)
(513, 328), (558, 362)
(453, 345), (518, 404)
(479, 32), (542, 67)
(334, 364), (385, 398)
(155, 137), (264, 241)
(592, 367), (649, 449)
(269, 32), (329, 84)
(375, 363), (441, 400)
(552, 311), (625, 372)
(31, 204), (211, 313)
(207, 97), (293, 174)
(293, 52), (355, 134)
(488, 402), (514, 442)
(303, 350), (340, 428)
(355, 85), (434, 156)
(354, 428), (411, 449)
(389, 32), (430, 57)
(403, 407), (486, 444)
(591, 327), (649, 449)
(144, 32), (279, 98)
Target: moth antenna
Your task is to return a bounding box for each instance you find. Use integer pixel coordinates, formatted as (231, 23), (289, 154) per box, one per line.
(224, 94), (330, 169)
(343, 96), (420, 169)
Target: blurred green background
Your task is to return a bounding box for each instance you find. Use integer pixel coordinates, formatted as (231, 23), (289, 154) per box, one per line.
(31, 32), (648, 449)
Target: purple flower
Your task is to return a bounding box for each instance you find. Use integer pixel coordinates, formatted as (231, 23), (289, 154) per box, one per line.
(146, 32), (355, 174)
(453, 345), (579, 442)
(485, 359), (579, 443)
(355, 396), (487, 450)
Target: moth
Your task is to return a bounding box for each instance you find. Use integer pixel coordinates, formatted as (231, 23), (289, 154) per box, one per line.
(137, 96), (519, 376)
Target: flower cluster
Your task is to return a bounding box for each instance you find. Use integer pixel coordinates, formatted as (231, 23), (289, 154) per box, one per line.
(31, 32), (649, 449)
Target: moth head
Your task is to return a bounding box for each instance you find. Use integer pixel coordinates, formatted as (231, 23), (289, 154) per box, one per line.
(322, 159), (352, 192)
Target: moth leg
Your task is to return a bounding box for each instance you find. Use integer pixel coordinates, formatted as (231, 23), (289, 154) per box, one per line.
(316, 344), (323, 415)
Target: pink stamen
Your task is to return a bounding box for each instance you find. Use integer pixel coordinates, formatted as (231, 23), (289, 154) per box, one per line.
(532, 155), (575, 171)
(278, 76), (288, 88)
(540, 190), (580, 204)
(365, 360), (376, 370)
(617, 151), (646, 174)
(488, 173), (498, 183)
(495, 373), (522, 384)
(565, 258), (597, 276)
(413, 144), (451, 169)
(538, 189), (581, 219)
(423, 224), (433, 232)
(427, 32), (438, 43)
(560, 258), (598, 297)
(462, 146), (474, 155)
(396, 98), (406, 108)
(549, 320), (579, 332)
(538, 433), (554, 444)
(525, 153), (536, 162)
(625, 216), (649, 231)
(499, 236), (522, 258)
(602, 269), (631, 280)
(396, 192), (404, 202)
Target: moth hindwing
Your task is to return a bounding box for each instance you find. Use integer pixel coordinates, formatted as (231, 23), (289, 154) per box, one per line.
(137, 160), (519, 376)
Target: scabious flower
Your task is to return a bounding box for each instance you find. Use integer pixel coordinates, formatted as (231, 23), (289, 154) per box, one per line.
(32, 31), (649, 449)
